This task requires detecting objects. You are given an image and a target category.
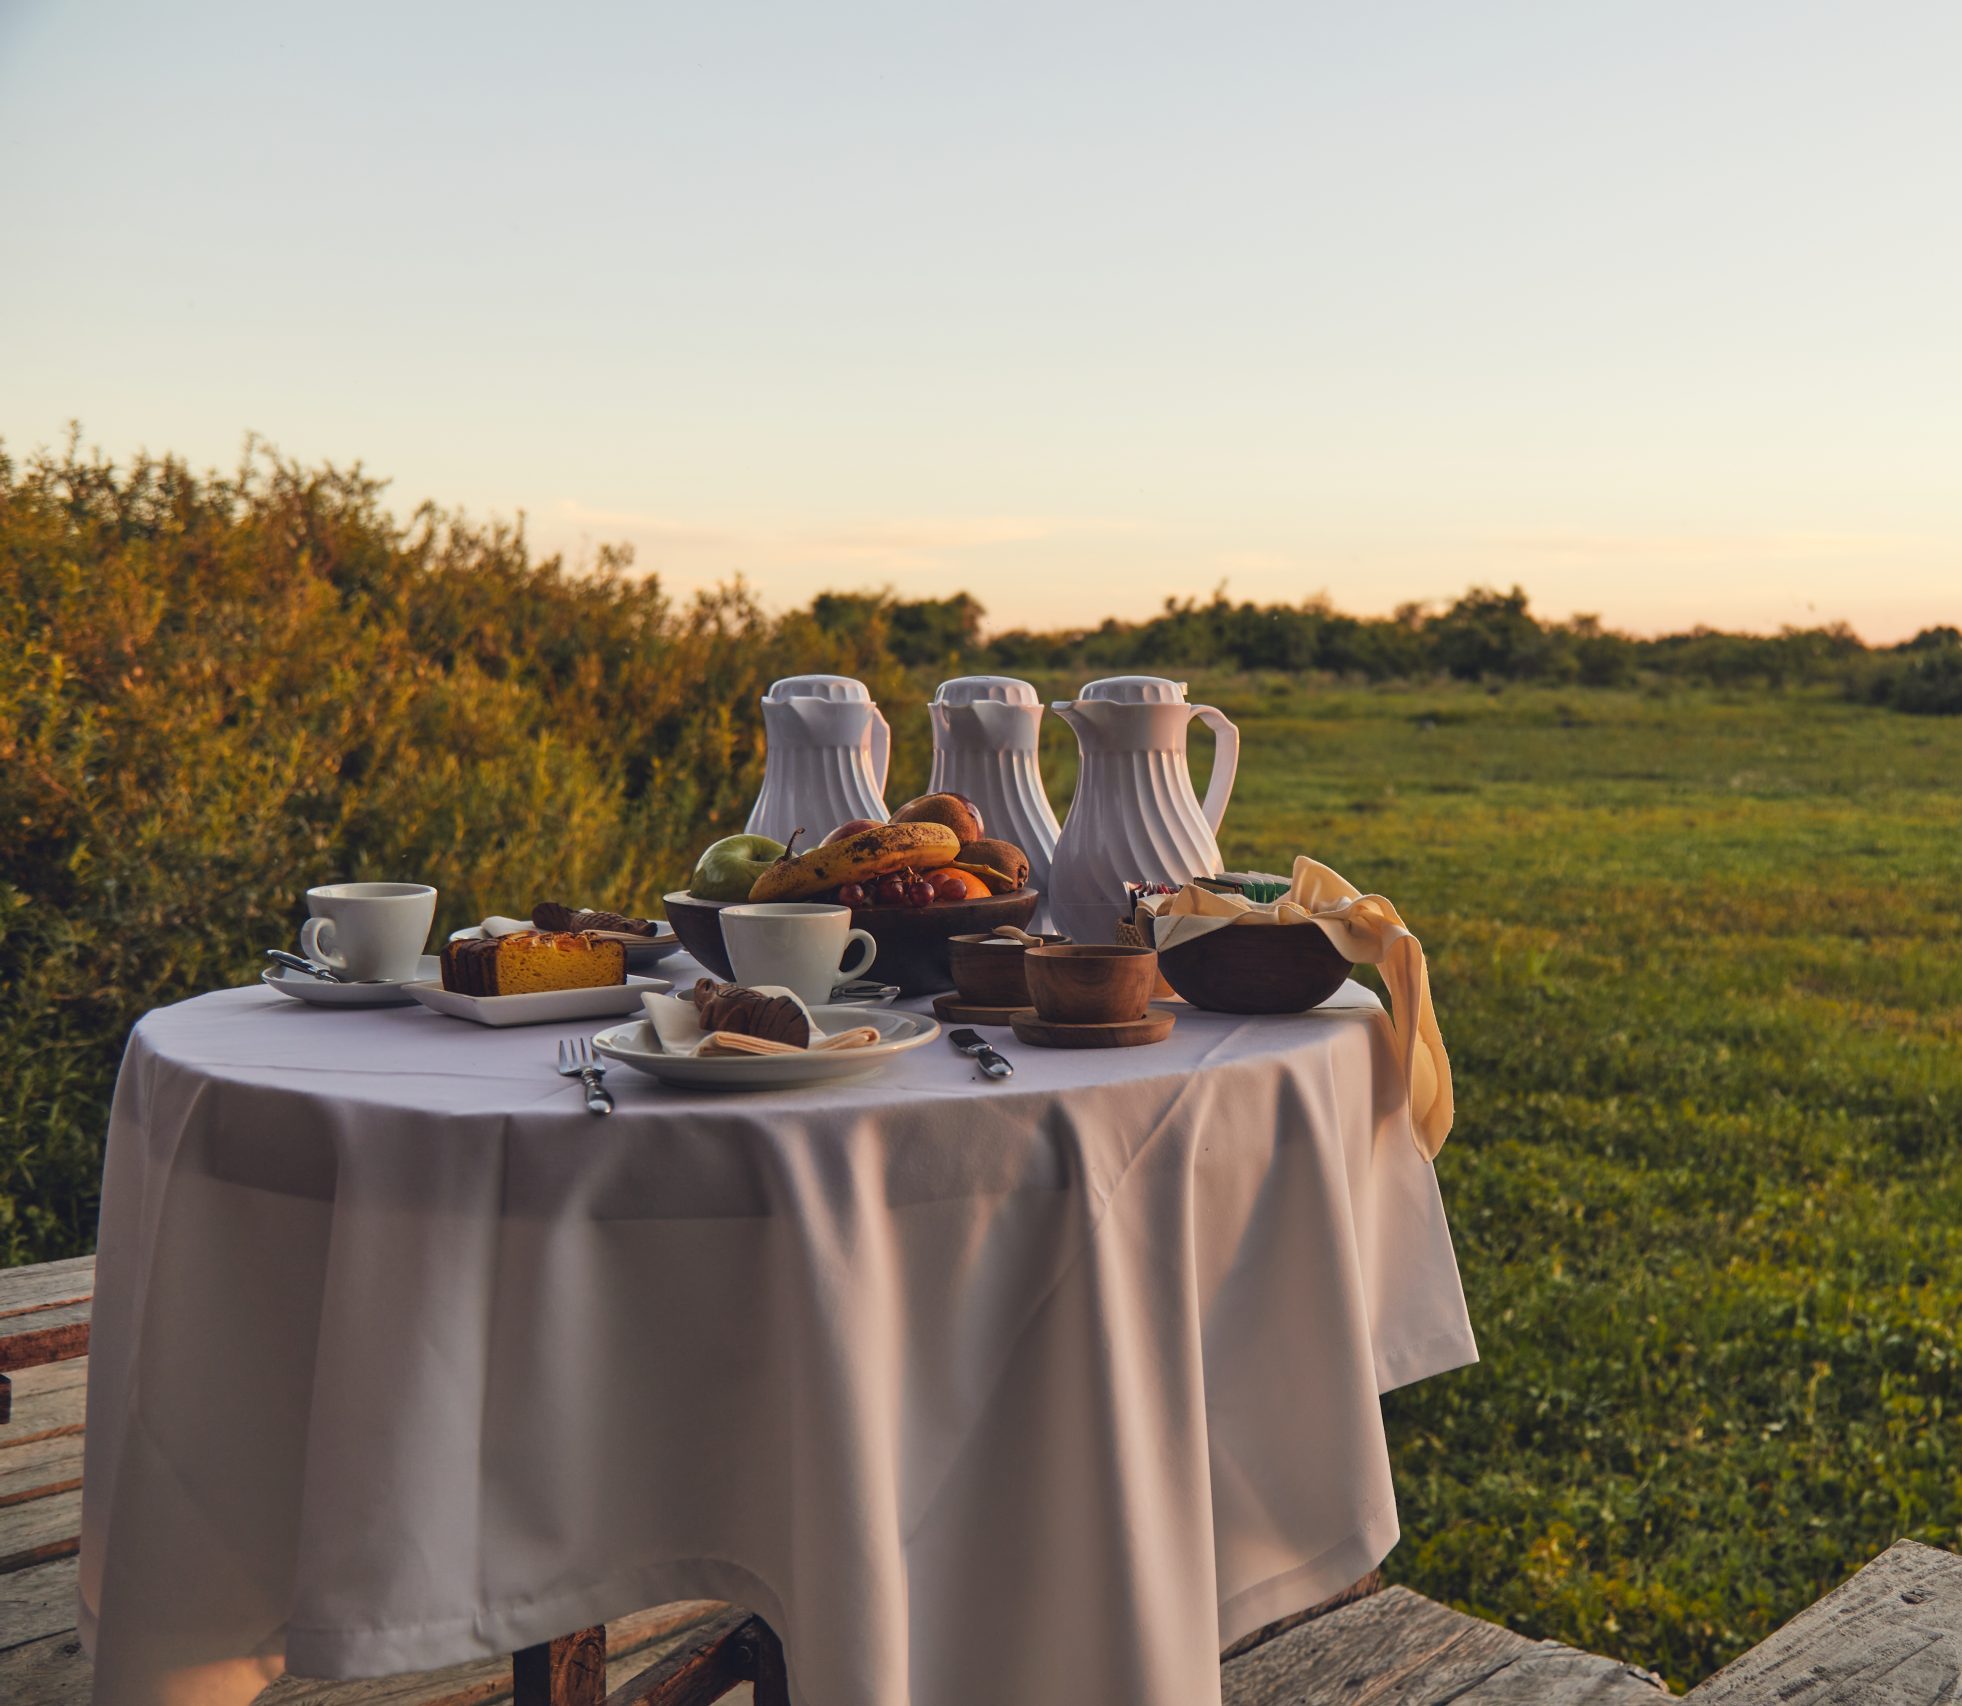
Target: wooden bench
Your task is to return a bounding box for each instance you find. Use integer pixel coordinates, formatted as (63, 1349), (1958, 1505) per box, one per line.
(0, 1255), (94, 1426)
(1683, 1538), (1962, 1703)
(515, 1611), (789, 1706)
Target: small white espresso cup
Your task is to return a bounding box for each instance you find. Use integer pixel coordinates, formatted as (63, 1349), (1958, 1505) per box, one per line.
(300, 882), (438, 982)
(720, 902), (877, 1006)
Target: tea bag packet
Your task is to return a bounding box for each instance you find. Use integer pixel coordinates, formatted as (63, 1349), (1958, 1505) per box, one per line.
(1141, 856), (1454, 1160)
(640, 987), (880, 1056)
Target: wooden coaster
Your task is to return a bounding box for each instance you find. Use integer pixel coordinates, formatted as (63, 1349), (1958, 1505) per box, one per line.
(931, 992), (1027, 1025)
(1008, 1007), (1176, 1049)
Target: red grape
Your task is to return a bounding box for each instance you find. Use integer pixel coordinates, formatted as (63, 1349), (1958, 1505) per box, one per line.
(876, 874), (907, 906)
(929, 870), (967, 903)
(906, 879), (935, 908)
(838, 882), (868, 908)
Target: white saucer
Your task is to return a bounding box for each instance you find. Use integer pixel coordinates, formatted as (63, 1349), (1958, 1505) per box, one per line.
(827, 980), (902, 1007)
(592, 1007), (939, 1091)
(262, 955), (439, 1008)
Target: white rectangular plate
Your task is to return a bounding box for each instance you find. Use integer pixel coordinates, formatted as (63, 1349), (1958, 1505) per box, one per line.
(405, 974), (670, 1027)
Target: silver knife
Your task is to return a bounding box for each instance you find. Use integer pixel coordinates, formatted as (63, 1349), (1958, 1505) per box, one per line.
(949, 1028), (1014, 1079)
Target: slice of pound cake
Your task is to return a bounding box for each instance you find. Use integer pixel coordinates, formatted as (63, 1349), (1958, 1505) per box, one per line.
(439, 930), (626, 996)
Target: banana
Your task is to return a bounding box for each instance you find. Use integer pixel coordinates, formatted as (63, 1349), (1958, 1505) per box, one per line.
(948, 859), (1020, 895)
(747, 823), (961, 902)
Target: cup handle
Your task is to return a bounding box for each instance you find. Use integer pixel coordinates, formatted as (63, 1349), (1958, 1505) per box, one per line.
(300, 916), (342, 968)
(835, 928), (878, 987)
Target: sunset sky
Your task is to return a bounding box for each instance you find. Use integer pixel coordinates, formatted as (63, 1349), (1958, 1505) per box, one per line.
(2, 1), (1957, 640)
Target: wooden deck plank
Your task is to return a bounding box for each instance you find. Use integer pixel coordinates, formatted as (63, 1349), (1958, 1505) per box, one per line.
(1683, 1538), (1962, 1703)
(0, 1488), (81, 1574)
(0, 1554), (80, 1653)
(1221, 1584), (1670, 1705)
(0, 1359), (88, 1452)
(0, 1258), (95, 1320)
(0, 1303), (93, 1377)
(0, 1435), (86, 1509)
(0, 1628), (89, 1705)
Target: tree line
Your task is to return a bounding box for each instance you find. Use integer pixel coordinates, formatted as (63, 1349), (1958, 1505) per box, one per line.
(809, 586), (1960, 708)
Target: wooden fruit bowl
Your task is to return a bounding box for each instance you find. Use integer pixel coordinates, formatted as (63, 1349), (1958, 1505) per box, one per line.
(1155, 920), (1351, 1015)
(665, 887), (1041, 995)
(661, 890), (737, 981)
(852, 889), (1040, 995)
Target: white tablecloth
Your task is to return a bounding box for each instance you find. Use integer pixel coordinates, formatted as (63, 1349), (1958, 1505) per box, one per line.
(80, 961), (1476, 1706)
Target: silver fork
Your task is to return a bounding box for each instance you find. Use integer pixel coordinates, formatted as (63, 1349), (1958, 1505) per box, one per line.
(556, 1036), (614, 1116)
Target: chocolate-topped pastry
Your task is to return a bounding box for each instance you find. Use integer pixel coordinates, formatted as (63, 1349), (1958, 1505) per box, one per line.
(532, 902), (659, 936)
(690, 978), (811, 1048)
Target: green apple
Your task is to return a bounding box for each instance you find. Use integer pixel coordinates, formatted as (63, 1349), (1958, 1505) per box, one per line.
(690, 834), (786, 902)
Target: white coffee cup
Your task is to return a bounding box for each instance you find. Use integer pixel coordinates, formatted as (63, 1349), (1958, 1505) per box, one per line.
(300, 882), (438, 982)
(720, 903), (877, 1006)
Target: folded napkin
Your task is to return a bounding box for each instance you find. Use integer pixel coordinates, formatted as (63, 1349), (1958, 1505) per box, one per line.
(640, 989), (882, 1057)
(1143, 856), (1453, 1159)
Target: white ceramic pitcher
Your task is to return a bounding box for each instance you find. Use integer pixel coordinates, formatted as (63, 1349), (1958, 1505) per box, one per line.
(1046, 676), (1240, 944)
(745, 675), (891, 846)
(927, 676), (1061, 899)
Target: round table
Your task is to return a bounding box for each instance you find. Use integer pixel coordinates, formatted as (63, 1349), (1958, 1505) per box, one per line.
(80, 958), (1475, 1706)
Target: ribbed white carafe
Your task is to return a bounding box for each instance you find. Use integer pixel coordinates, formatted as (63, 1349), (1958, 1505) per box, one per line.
(1045, 676), (1240, 944)
(927, 676), (1061, 900)
(745, 675), (891, 846)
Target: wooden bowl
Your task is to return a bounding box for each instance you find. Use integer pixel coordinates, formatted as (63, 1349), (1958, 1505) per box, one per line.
(847, 889), (1041, 996)
(1025, 943), (1158, 1025)
(947, 930), (1070, 1008)
(661, 890), (736, 981)
(1154, 921), (1351, 1015)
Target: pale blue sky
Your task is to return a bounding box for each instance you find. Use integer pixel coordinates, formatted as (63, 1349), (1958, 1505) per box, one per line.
(3, 1), (1957, 637)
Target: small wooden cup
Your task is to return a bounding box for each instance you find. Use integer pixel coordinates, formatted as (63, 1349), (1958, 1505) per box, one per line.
(947, 931), (1069, 1008)
(1024, 944), (1158, 1026)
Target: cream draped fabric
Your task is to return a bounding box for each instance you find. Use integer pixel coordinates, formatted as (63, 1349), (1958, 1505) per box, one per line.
(1145, 857), (1454, 1159)
(80, 961), (1474, 1706)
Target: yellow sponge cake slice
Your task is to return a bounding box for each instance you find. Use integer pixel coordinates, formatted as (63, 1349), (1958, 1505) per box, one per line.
(439, 930), (626, 996)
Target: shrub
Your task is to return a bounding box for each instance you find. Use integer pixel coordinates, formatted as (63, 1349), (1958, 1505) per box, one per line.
(0, 439), (909, 1260)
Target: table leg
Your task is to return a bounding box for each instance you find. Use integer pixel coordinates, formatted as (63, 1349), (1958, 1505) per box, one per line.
(513, 1625), (607, 1706)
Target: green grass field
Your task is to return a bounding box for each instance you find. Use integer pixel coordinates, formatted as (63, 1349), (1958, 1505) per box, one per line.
(1120, 679), (1960, 1686)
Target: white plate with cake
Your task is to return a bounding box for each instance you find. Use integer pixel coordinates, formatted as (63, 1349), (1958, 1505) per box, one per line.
(449, 903), (681, 972)
(410, 926), (669, 1026)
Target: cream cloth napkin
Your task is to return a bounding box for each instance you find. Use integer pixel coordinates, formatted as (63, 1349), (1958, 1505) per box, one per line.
(1143, 856), (1453, 1158)
(641, 989), (882, 1056)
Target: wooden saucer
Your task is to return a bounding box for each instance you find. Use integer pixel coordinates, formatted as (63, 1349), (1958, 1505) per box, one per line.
(1008, 1007), (1175, 1049)
(931, 992), (1027, 1025)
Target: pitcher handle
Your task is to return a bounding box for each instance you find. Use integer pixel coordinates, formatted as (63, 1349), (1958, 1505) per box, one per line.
(870, 706), (891, 794)
(1190, 706), (1239, 834)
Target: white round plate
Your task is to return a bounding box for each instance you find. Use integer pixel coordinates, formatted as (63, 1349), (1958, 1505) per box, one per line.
(262, 955), (440, 1008)
(449, 920), (680, 971)
(592, 1006), (940, 1091)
